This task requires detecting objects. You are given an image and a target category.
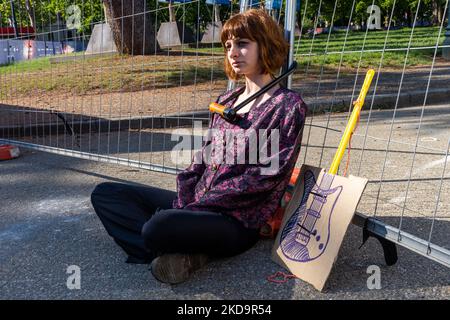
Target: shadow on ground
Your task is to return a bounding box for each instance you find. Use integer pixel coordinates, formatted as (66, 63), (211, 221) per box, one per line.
(1, 149), (448, 299)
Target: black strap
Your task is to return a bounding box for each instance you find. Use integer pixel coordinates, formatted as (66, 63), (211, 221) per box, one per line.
(359, 218), (398, 266)
(219, 86), (246, 107)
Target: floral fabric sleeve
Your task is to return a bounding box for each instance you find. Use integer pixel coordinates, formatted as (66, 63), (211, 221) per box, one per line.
(171, 92), (230, 208)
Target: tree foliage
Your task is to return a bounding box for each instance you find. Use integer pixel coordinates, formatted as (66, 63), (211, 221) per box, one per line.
(0, 0), (447, 36)
(302, 0), (448, 28)
(1, 0), (103, 35)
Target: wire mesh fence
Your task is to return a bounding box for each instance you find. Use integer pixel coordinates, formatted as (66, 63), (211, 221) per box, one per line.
(0, 0), (449, 267)
(293, 0), (450, 267)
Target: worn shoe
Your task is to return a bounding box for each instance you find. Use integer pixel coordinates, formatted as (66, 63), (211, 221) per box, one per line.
(150, 253), (209, 284)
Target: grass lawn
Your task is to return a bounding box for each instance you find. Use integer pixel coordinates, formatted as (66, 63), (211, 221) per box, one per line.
(293, 26), (446, 69)
(185, 26), (446, 68)
(0, 52), (226, 98)
(0, 26), (446, 98)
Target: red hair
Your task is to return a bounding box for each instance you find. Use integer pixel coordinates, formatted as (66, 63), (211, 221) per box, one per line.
(221, 9), (289, 80)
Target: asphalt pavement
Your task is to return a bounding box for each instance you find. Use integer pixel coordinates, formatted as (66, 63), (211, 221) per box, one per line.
(0, 104), (449, 299)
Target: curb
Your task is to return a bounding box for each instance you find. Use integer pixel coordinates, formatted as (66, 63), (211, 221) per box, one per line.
(1, 88), (449, 138)
(305, 88), (450, 112)
(0, 114), (210, 138)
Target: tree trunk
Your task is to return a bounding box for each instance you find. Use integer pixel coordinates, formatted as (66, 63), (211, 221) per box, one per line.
(25, 0), (35, 28)
(214, 4), (220, 24)
(168, 2), (175, 23)
(432, 1), (442, 25)
(438, 2), (443, 25)
(102, 0), (160, 55)
(297, 10), (302, 34)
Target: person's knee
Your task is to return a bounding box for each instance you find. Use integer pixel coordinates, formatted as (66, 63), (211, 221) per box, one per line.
(91, 182), (120, 208)
(141, 210), (173, 252)
(91, 182), (119, 199)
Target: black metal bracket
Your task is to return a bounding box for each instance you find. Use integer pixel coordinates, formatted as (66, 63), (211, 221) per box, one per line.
(358, 217), (398, 266)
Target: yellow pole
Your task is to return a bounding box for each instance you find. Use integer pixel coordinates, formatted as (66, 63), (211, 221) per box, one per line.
(328, 69), (375, 175)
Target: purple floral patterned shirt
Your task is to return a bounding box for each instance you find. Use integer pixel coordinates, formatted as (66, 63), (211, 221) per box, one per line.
(172, 85), (308, 229)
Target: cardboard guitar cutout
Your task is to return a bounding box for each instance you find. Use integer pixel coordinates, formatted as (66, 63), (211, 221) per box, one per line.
(272, 164), (367, 291)
(271, 69), (375, 291)
(279, 167), (343, 262)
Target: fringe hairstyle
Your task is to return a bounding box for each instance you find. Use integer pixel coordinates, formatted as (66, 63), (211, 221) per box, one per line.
(221, 9), (289, 80)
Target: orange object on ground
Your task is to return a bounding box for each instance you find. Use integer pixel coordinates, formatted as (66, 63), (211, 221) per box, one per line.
(260, 167), (301, 238)
(0, 144), (20, 160)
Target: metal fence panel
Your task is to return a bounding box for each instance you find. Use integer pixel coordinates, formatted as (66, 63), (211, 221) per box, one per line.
(0, 0), (448, 268)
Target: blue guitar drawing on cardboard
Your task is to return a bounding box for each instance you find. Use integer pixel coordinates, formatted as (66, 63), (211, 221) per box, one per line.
(280, 169), (343, 262)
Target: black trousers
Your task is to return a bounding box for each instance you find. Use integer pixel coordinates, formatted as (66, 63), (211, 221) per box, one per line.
(91, 182), (260, 264)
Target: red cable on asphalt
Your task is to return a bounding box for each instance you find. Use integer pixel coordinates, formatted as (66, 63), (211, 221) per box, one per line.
(267, 271), (298, 284)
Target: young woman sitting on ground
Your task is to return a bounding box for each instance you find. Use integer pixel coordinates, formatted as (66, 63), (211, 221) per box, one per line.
(90, 8), (307, 285)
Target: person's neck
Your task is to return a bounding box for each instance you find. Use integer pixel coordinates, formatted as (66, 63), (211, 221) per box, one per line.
(243, 73), (274, 96)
